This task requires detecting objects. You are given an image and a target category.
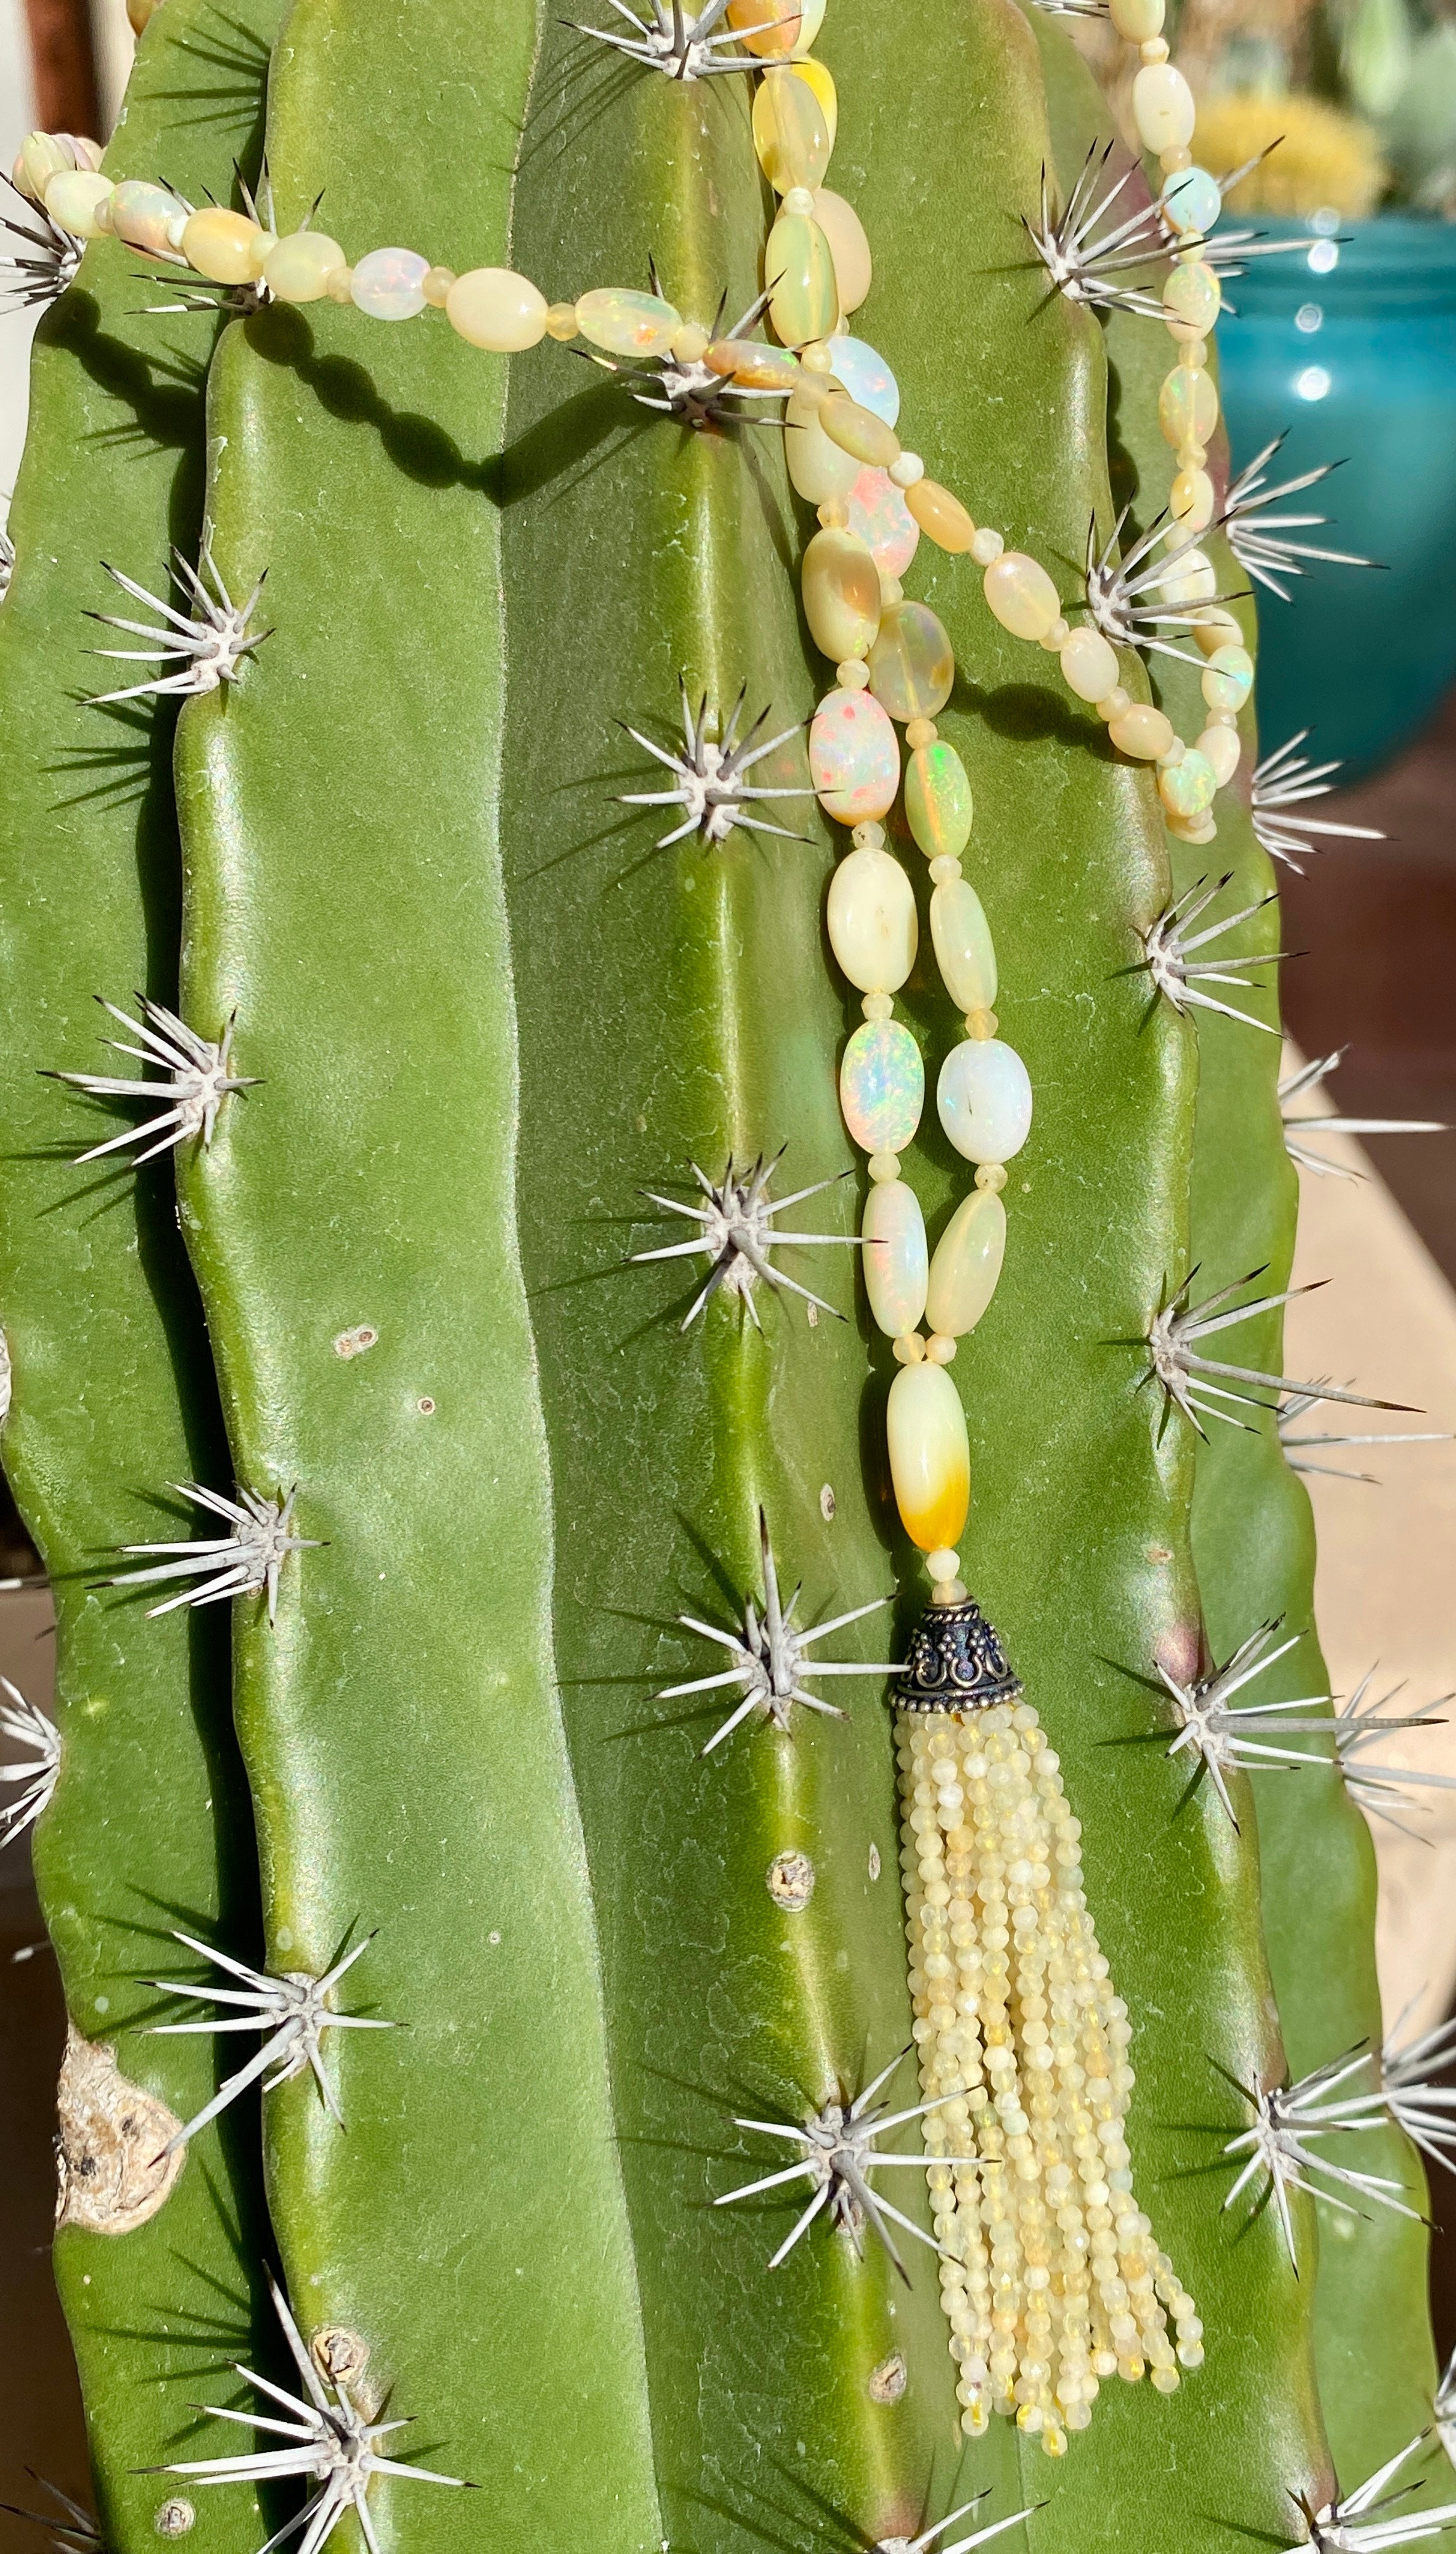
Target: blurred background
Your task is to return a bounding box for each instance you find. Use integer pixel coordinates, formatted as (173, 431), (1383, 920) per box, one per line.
(1, 0), (1455, 2532)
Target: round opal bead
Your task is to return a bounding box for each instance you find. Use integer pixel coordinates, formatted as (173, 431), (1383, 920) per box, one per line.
(840, 1018), (924, 1155)
(820, 395), (899, 470)
(886, 1362), (970, 1553)
(106, 179), (184, 255)
(1058, 625), (1119, 704)
(1132, 62), (1196, 153)
(927, 1188), (1006, 1338)
(264, 230), (347, 302)
(846, 467), (919, 578)
(984, 551), (1061, 642)
(930, 878), (997, 1013)
(906, 741), (973, 861)
(937, 1038), (1032, 1165)
(766, 210), (839, 348)
(869, 600), (954, 723)
(825, 334), (899, 424)
(728, 0), (801, 56)
(802, 525), (882, 663)
(905, 478), (975, 554)
(446, 267), (548, 350)
(43, 168), (113, 237)
(350, 246), (431, 320)
(828, 845), (918, 993)
(1158, 544), (1217, 606)
(811, 191), (871, 313)
(576, 288), (680, 358)
(182, 206), (268, 286)
(1158, 746), (1217, 821)
(1162, 165), (1222, 238)
(752, 68), (832, 194)
(810, 687), (900, 824)
(1163, 260), (1221, 339)
(1201, 643), (1253, 713)
(861, 1179), (929, 1337)
(1108, 703), (1174, 760)
(785, 383), (859, 502)
(1158, 362), (1218, 450)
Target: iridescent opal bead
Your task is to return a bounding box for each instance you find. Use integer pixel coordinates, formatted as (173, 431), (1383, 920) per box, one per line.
(906, 478), (975, 554)
(576, 288), (680, 357)
(1158, 362), (1218, 449)
(718, 341), (800, 393)
(812, 191), (871, 312)
(1161, 165), (1222, 237)
(828, 846), (918, 993)
(752, 67), (832, 194)
(728, 0), (801, 55)
(1201, 643), (1253, 713)
(766, 210), (839, 348)
(937, 1038), (1033, 1164)
(1132, 62), (1196, 153)
(106, 179), (186, 255)
(869, 600), (955, 723)
(42, 168), (112, 236)
(351, 245), (433, 319)
(887, 1363), (970, 1552)
(983, 551), (1062, 642)
(802, 526), (882, 662)
(810, 688), (900, 823)
(1198, 723), (1242, 785)
(861, 1179), (929, 1337)
(264, 230), (347, 302)
(820, 395), (899, 469)
(785, 382), (859, 502)
(906, 742), (973, 861)
(826, 336), (899, 424)
(1163, 260), (1221, 339)
(840, 1018), (924, 1155)
(1059, 625), (1120, 703)
(1158, 747), (1216, 821)
(927, 1189), (1006, 1337)
(930, 878), (997, 1012)
(182, 206), (269, 286)
(446, 267), (548, 350)
(846, 467), (920, 578)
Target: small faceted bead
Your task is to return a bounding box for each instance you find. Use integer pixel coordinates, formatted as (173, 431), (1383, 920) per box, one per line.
(970, 526), (1004, 565)
(766, 210), (839, 348)
(448, 267), (548, 351)
(1042, 616), (1071, 649)
(752, 67), (832, 194)
(810, 686), (900, 823)
(1163, 260), (1222, 340)
(728, 0), (801, 55)
(785, 381), (859, 502)
(927, 1188), (1007, 1337)
(325, 265), (355, 303)
(576, 287), (679, 357)
(182, 207), (269, 285)
(1197, 723), (1242, 785)
(1141, 32), (1170, 57)
(887, 1361), (971, 1553)
(838, 658), (871, 690)
(879, 571), (904, 608)
(929, 855), (963, 886)
(1161, 165), (1222, 236)
(1110, 0), (1164, 32)
(870, 600), (955, 722)
(1108, 704), (1175, 761)
(984, 552), (1062, 642)
(862, 991), (894, 1020)
(802, 525), (882, 663)
(1059, 626), (1119, 704)
(906, 741), (973, 861)
(975, 1161), (1008, 1193)
(1158, 362), (1218, 450)
(931, 877), (997, 1013)
(868, 1151), (900, 1182)
(861, 1179), (930, 1337)
(810, 189), (871, 311)
(892, 1331), (925, 1364)
(820, 395), (900, 469)
(925, 1334), (956, 1364)
(1166, 810), (1217, 844)
(1097, 685), (1132, 721)
(1158, 746), (1217, 821)
(905, 718), (937, 750)
(840, 1017), (925, 1155)
(964, 1008), (997, 1040)
(263, 230), (348, 303)
(906, 477), (976, 554)
(1201, 643), (1254, 713)
(1194, 606), (1243, 656)
(1132, 62), (1196, 154)
(890, 450), (925, 488)
(545, 300), (581, 341)
(1170, 465), (1215, 532)
(937, 1038), (1033, 1165)
(827, 844), (919, 992)
(42, 168), (113, 236)
(422, 265), (456, 307)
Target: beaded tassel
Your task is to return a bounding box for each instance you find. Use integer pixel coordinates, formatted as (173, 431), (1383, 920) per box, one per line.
(894, 1603), (1201, 2456)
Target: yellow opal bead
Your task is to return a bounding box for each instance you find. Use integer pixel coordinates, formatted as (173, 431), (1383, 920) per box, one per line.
(1158, 544), (1217, 605)
(984, 552), (1063, 642)
(728, 0), (801, 54)
(765, 210), (839, 348)
(448, 267), (549, 351)
(819, 395), (899, 470)
(906, 742), (973, 861)
(1194, 606), (1243, 657)
(870, 600), (955, 723)
(1197, 723), (1241, 785)
(106, 179), (187, 255)
(545, 301), (580, 341)
(1132, 61), (1196, 154)
(905, 477), (975, 554)
(1158, 362), (1218, 450)
(422, 266), (457, 308)
(1158, 747), (1217, 820)
(811, 189), (871, 312)
(926, 1188), (1007, 1338)
(785, 380), (859, 502)
(802, 526), (882, 663)
(575, 287), (680, 359)
(752, 67), (832, 194)
(263, 230), (348, 303)
(1163, 260), (1222, 340)
(18, 132), (75, 201)
(42, 169), (113, 237)
(930, 877), (997, 1013)
(1108, 704), (1175, 761)
(1058, 626), (1119, 704)
(1170, 465), (1215, 533)
(827, 844), (919, 993)
(181, 207), (268, 284)
(887, 1362), (971, 1552)
(791, 56), (837, 141)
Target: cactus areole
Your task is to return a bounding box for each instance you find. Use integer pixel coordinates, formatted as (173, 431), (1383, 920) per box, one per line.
(0, 0), (1442, 2550)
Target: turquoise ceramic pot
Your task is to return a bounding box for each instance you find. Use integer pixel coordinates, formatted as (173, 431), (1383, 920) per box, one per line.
(1216, 216), (1456, 778)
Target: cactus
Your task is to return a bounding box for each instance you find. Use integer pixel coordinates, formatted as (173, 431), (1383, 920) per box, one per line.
(0, 1), (1444, 2551)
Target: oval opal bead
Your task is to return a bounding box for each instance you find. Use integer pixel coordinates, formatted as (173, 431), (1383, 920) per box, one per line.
(728, 0), (801, 55)
(1201, 643), (1254, 713)
(1108, 703), (1174, 760)
(887, 1363), (970, 1553)
(1194, 606), (1243, 657)
(19, 132), (77, 200)
(812, 191), (871, 312)
(930, 879), (997, 1013)
(1198, 723), (1242, 785)
(810, 688), (900, 824)
(802, 526), (882, 663)
(765, 211), (839, 348)
(264, 230), (346, 302)
(1158, 362), (1219, 450)
(447, 266), (548, 350)
(1110, 0), (1164, 31)
(828, 846), (918, 993)
(1132, 62), (1196, 154)
(1163, 260), (1222, 338)
(351, 245), (432, 319)
(576, 288), (680, 358)
(1170, 464), (1215, 533)
(820, 395), (899, 470)
(1158, 747), (1217, 821)
(720, 341), (801, 392)
(984, 551), (1061, 642)
(784, 383), (859, 502)
(869, 600), (954, 723)
(752, 68), (831, 193)
(182, 206), (268, 285)
(1162, 164), (1222, 237)
(906, 478), (975, 554)
(846, 467), (919, 578)
(106, 179), (184, 255)
(790, 55), (837, 143)
(840, 1019), (924, 1155)
(1059, 625), (1119, 704)
(927, 1189), (1007, 1338)
(792, 0), (828, 49)
(937, 1038), (1032, 1165)
(43, 168), (113, 237)
(825, 336), (898, 424)
(906, 742), (973, 861)
(861, 1180), (929, 1338)
(1158, 544), (1217, 606)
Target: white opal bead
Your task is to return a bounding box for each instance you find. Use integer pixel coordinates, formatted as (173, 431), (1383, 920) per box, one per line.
(827, 845), (918, 993)
(927, 1188), (1007, 1337)
(861, 1179), (929, 1337)
(937, 1038), (1033, 1165)
(840, 1018), (923, 1154)
(446, 267), (548, 350)
(42, 168), (113, 236)
(1132, 61), (1196, 153)
(351, 247), (431, 320)
(809, 686), (900, 823)
(930, 877), (997, 1013)
(887, 1361), (970, 1553)
(1059, 625), (1119, 704)
(825, 334), (899, 423)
